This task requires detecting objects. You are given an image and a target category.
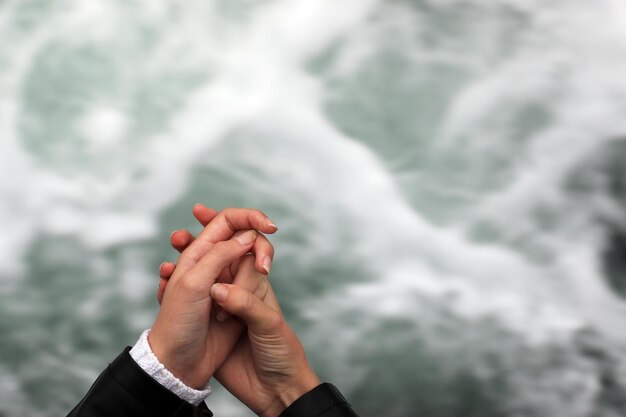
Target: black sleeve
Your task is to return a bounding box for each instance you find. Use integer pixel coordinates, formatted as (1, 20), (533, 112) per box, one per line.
(67, 347), (213, 417)
(279, 383), (360, 417)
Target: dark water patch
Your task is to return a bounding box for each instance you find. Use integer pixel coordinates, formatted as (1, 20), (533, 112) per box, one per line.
(396, 0), (531, 62)
(346, 318), (509, 417)
(318, 48), (474, 224)
(18, 36), (208, 176)
(19, 41), (121, 163)
(598, 140), (626, 298)
(565, 138), (626, 299)
(603, 230), (626, 299)
(565, 138), (626, 210)
(308, 298), (626, 417)
(574, 329), (626, 414)
(0, 234), (152, 413)
(11, 0), (56, 32)
(310, 1), (555, 225)
(128, 70), (207, 139)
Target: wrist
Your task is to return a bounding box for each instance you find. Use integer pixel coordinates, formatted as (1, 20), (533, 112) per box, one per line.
(277, 370), (321, 409)
(261, 369), (321, 417)
(148, 329), (208, 389)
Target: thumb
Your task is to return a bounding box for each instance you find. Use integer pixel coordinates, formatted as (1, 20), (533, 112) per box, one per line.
(210, 283), (282, 335)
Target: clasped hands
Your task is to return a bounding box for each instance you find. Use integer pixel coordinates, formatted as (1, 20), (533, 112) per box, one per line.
(148, 205), (320, 417)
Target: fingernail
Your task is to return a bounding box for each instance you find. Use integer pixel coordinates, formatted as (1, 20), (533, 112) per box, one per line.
(263, 256), (272, 274)
(211, 284), (228, 302)
(169, 230), (178, 239)
(235, 230), (257, 246)
(159, 262), (166, 270)
(267, 219), (278, 229)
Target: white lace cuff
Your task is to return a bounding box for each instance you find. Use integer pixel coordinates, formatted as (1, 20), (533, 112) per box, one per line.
(129, 329), (211, 406)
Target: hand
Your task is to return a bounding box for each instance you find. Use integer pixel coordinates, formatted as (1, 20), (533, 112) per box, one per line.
(160, 223), (320, 417)
(157, 204), (276, 304)
(148, 206), (277, 389)
(211, 274), (321, 417)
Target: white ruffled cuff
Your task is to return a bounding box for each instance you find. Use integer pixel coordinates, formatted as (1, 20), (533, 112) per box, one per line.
(129, 329), (211, 406)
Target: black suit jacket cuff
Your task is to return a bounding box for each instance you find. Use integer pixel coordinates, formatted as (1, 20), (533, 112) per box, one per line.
(279, 383), (359, 417)
(67, 347), (213, 417)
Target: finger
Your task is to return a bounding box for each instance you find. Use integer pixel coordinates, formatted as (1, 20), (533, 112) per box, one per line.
(213, 257), (244, 322)
(177, 208), (277, 272)
(227, 254), (281, 312)
(184, 230), (258, 291)
(232, 256), (270, 300)
(253, 233), (274, 275)
(170, 230), (195, 253)
(159, 259), (238, 306)
(215, 255), (265, 322)
(158, 262), (175, 304)
(159, 249), (244, 306)
(157, 278), (167, 304)
(192, 204), (218, 227)
(168, 204), (215, 254)
(259, 280), (282, 313)
(173, 230), (274, 275)
(210, 282), (283, 335)
(166, 241), (246, 285)
(159, 262), (176, 279)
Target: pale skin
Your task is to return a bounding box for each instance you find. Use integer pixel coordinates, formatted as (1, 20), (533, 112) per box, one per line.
(149, 205), (320, 417)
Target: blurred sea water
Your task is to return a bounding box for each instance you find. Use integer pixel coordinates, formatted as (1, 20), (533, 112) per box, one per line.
(1, 0), (626, 416)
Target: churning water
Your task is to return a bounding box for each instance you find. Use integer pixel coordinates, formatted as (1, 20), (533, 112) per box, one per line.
(1, 0), (626, 416)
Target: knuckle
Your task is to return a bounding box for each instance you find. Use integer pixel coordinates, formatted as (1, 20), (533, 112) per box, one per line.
(207, 241), (232, 259)
(241, 293), (256, 313)
(219, 210), (237, 232)
(178, 252), (200, 268)
(207, 244), (226, 259)
(249, 208), (263, 218)
(175, 275), (202, 293)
